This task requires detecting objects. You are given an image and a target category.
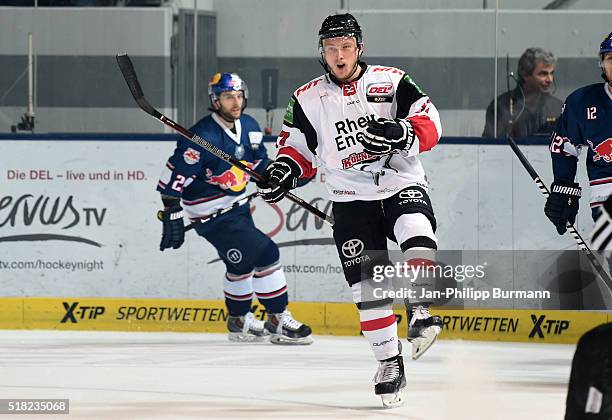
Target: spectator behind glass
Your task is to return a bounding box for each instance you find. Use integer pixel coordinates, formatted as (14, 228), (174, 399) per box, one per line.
(483, 47), (563, 139)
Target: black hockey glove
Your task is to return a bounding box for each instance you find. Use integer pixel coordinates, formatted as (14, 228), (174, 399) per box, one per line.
(256, 157), (300, 203)
(544, 181), (581, 235)
(159, 204), (185, 251)
(360, 118), (416, 156)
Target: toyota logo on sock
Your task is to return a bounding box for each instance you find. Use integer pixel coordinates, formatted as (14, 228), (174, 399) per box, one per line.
(342, 239), (364, 259)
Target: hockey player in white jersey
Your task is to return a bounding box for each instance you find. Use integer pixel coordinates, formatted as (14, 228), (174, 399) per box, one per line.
(257, 13), (443, 408)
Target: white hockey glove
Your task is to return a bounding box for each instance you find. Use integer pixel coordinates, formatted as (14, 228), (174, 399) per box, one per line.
(256, 157), (300, 203)
(361, 118), (416, 156)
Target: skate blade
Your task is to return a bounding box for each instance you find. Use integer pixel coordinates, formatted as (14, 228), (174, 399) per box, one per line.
(228, 332), (266, 343)
(408, 325), (441, 360)
(269, 334), (313, 345)
(380, 389), (406, 409)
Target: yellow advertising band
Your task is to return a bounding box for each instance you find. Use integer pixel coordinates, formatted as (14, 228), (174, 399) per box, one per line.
(1, 297), (609, 344)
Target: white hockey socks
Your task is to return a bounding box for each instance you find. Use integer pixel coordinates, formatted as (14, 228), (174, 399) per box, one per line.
(360, 308), (400, 361)
(353, 281), (400, 360)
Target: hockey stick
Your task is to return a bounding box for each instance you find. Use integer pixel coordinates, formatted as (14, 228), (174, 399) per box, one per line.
(507, 136), (612, 294)
(157, 192), (259, 232)
(116, 53), (334, 227)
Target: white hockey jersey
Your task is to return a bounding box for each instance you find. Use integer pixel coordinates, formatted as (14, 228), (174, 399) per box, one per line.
(276, 63), (442, 202)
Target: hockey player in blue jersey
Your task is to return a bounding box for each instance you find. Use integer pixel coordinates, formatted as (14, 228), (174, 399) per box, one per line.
(545, 32), (612, 233)
(157, 72), (312, 345)
(542, 34), (612, 420)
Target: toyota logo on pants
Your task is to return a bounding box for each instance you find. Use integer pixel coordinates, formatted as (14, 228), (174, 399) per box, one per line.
(399, 189), (423, 199)
(342, 239), (364, 259)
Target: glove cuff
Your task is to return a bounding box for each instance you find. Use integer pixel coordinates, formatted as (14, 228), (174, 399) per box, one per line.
(395, 119), (415, 150)
(161, 195), (181, 208)
(275, 155), (303, 178)
(551, 182), (581, 197)
(168, 208), (184, 220)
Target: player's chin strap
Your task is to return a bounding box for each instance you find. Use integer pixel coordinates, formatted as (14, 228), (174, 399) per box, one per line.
(599, 57), (611, 85)
(600, 69), (610, 85)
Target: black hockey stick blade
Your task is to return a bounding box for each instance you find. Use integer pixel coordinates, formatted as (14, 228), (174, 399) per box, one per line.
(116, 53), (160, 118)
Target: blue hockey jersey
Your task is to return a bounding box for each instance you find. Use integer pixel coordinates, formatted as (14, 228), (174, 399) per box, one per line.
(550, 83), (612, 207)
(157, 112), (268, 219)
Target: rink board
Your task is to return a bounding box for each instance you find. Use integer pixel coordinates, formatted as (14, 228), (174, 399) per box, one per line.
(0, 297), (610, 345)
(0, 136), (603, 304)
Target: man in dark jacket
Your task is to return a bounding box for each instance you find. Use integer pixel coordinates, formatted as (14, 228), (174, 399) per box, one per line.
(483, 47), (563, 139)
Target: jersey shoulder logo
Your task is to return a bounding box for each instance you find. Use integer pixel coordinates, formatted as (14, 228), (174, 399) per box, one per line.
(283, 97), (295, 125)
(403, 73), (425, 95)
(183, 148), (200, 165)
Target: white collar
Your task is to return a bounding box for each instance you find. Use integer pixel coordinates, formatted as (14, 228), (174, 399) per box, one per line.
(605, 83), (612, 101)
(212, 112), (241, 144)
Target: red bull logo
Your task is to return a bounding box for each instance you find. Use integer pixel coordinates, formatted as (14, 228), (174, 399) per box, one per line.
(183, 148), (200, 165)
(206, 161), (253, 192)
(588, 139), (612, 163)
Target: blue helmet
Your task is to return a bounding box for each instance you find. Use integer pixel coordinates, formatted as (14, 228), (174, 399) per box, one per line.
(208, 72), (248, 107)
(600, 31), (612, 59)
(599, 32), (612, 83)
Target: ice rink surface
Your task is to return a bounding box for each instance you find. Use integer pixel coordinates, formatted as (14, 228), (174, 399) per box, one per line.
(0, 330), (575, 419)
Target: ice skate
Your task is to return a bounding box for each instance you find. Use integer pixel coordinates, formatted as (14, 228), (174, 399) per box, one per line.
(265, 310), (313, 345)
(374, 352), (406, 408)
(227, 312), (269, 342)
(407, 305), (442, 360)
